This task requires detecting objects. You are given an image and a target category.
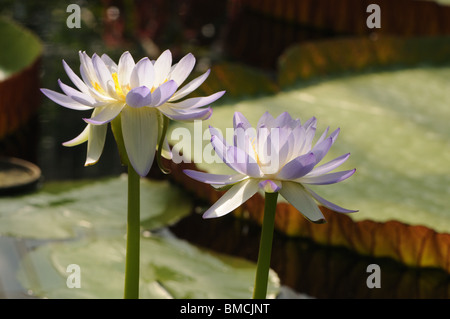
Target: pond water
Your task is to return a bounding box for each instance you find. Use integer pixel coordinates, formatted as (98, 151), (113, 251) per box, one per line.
(1, 1), (450, 299)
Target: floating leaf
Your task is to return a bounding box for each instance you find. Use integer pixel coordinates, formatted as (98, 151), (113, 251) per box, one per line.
(0, 17), (42, 140)
(0, 176), (192, 239)
(166, 63), (450, 272)
(17, 231), (280, 299)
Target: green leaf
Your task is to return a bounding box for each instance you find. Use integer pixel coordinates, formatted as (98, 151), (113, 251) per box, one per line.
(0, 17), (42, 79)
(17, 231), (280, 299)
(0, 176), (192, 239)
(168, 65), (450, 234)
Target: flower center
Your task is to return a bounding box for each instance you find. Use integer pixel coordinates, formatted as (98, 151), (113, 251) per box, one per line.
(250, 137), (263, 167)
(92, 81), (105, 94)
(150, 79), (168, 94)
(112, 72), (125, 98)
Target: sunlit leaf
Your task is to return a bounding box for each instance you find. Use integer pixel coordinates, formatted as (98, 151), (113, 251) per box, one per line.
(17, 231), (280, 299)
(0, 175), (192, 239)
(166, 49), (450, 272)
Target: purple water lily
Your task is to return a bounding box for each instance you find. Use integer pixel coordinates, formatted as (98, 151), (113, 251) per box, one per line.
(41, 50), (225, 176)
(184, 111), (357, 222)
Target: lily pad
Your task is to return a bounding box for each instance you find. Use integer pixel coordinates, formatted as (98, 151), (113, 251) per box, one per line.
(17, 231), (280, 299)
(0, 17), (42, 79)
(166, 58), (450, 272)
(0, 175), (192, 239)
(169, 65), (450, 232)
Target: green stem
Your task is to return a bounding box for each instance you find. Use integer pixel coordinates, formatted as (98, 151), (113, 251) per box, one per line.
(124, 165), (140, 299)
(253, 191), (279, 299)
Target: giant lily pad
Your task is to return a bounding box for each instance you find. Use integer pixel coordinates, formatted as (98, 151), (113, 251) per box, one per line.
(165, 37), (450, 273)
(0, 17), (42, 139)
(17, 231), (279, 299)
(0, 175), (192, 239)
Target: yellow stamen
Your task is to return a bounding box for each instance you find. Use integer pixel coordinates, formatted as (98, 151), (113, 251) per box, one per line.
(112, 72), (126, 99)
(251, 137), (263, 167)
(150, 79), (168, 93)
(92, 81), (105, 94)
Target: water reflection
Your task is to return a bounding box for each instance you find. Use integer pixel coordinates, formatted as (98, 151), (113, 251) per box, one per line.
(170, 211), (450, 299)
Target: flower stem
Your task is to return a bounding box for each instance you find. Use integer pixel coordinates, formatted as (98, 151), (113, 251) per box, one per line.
(253, 191), (278, 299)
(124, 165), (140, 299)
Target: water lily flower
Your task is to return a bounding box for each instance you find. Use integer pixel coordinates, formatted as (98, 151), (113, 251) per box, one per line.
(41, 50), (225, 176)
(184, 111), (357, 222)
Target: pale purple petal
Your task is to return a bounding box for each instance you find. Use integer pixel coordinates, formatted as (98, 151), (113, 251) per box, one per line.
(310, 137), (333, 164)
(159, 106), (212, 121)
(150, 80), (178, 106)
(277, 152), (316, 180)
(183, 169), (248, 185)
(315, 126), (330, 146)
(40, 88), (93, 111)
(233, 111), (252, 130)
(259, 179), (282, 193)
(303, 117), (317, 130)
(126, 86), (152, 108)
(169, 69), (211, 101)
(305, 153), (350, 177)
(209, 133), (247, 175)
(167, 91), (225, 109)
(226, 145), (261, 177)
(257, 112), (275, 129)
(279, 181), (325, 223)
(299, 169), (356, 185)
(273, 112), (294, 128)
(305, 186), (358, 213)
(58, 79), (97, 106)
(202, 179), (259, 219)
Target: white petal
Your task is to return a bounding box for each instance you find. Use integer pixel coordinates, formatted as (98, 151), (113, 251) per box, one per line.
(92, 54), (115, 96)
(169, 69), (211, 101)
(279, 181), (325, 223)
(86, 122), (107, 166)
(118, 51), (136, 88)
(130, 57), (155, 89)
(84, 103), (125, 125)
(202, 179), (259, 219)
(169, 53), (195, 86)
(121, 107), (159, 176)
(101, 53), (118, 73)
(79, 51), (98, 86)
(153, 50), (172, 87)
(62, 60), (90, 94)
(62, 125), (90, 147)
